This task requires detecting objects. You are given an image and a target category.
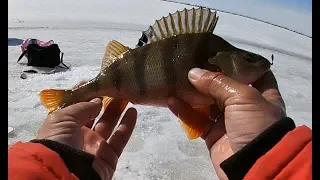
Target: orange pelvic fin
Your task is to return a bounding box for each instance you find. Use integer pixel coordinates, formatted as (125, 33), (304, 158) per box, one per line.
(102, 97), (129, 114)
(179, 105), (213, 140)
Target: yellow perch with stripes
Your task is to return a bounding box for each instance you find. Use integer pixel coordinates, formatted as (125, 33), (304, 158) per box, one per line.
(40, 7), (271, 139)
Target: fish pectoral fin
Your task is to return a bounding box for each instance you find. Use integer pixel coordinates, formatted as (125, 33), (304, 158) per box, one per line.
(140, 7), (219, 44)
(101, 40), (131, 71)
(179, 105), (212, 140)
(40, 89), (71, 113)
(102, 97), (129, 114)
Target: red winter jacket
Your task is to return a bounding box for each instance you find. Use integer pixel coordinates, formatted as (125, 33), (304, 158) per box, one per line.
(8, 117), (311, 180)
(8, 142), (79, 180)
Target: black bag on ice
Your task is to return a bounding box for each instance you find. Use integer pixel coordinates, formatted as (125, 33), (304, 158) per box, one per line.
(17, 39), (69, 69)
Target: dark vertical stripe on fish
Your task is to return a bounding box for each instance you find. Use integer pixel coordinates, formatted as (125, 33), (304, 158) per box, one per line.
(110, 60), (122, 91)
(194, 34), (211, 69)
(161, 38), (177, 96)
(132, 46), (149, 96)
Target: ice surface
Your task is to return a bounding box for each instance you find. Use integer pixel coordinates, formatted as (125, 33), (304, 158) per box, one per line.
(9, 0), (311, 179)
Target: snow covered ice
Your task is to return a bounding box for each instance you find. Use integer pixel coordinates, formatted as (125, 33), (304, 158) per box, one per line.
(8, 0), (311, 179)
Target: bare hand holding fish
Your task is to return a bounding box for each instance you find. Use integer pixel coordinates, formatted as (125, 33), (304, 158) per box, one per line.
(37, 81), (137, 180)
(167, 68), (286, 179)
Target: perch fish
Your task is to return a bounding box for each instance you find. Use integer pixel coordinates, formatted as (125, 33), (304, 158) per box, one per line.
(40, 7), (272, 139)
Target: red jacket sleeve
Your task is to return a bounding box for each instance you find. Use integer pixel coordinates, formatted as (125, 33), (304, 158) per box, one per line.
(244, 125), (312, 180)
(8, 141), (79, 180)
(220, 117), (311, 180)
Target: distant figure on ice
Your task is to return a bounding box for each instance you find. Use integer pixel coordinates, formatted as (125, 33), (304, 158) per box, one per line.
(136, 31), (148, 47)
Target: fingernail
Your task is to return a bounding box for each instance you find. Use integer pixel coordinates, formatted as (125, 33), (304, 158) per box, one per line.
(189, 68), (206, 80)
(90, 98), (102, 104)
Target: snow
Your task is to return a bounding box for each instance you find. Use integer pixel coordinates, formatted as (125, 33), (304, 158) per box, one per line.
(8, 0), (311, 179)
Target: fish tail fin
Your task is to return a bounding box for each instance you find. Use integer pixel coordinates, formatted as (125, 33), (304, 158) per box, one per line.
(179, 105), (212, 140)
(40, 89), (71, 113)
(102, 96), (129, 114)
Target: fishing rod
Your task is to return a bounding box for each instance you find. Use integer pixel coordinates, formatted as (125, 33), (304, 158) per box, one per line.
(159, 0), (312, 39)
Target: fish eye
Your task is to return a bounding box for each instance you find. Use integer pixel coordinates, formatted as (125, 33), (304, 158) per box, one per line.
(244, 54), (256, 62)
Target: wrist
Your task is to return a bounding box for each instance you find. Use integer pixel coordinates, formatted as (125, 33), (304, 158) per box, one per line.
(227, 115), (284, 153)
(220, 117), (296, 180)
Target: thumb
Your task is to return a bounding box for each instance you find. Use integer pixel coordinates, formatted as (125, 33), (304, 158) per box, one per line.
(58, 98), (103, 125)
(188, 68), (249, 105)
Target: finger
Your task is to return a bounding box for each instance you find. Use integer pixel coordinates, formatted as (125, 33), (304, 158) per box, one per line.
(251, 70), (285, 107)
(72, 80), (87, 89)
(94, 99), (127, 139)
(108, 108), (137, 157)
(58, 98), (102, 125)
(167, 97), (224, 140)
(188, 68), (250, 106)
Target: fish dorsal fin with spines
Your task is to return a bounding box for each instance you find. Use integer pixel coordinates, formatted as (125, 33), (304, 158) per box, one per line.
(101, 40), (130, 71)
(138, 7), (219, 46)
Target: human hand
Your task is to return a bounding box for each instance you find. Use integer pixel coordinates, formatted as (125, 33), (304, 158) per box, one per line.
(37, 81), (137, 180)
(168, 68), (286, 179)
